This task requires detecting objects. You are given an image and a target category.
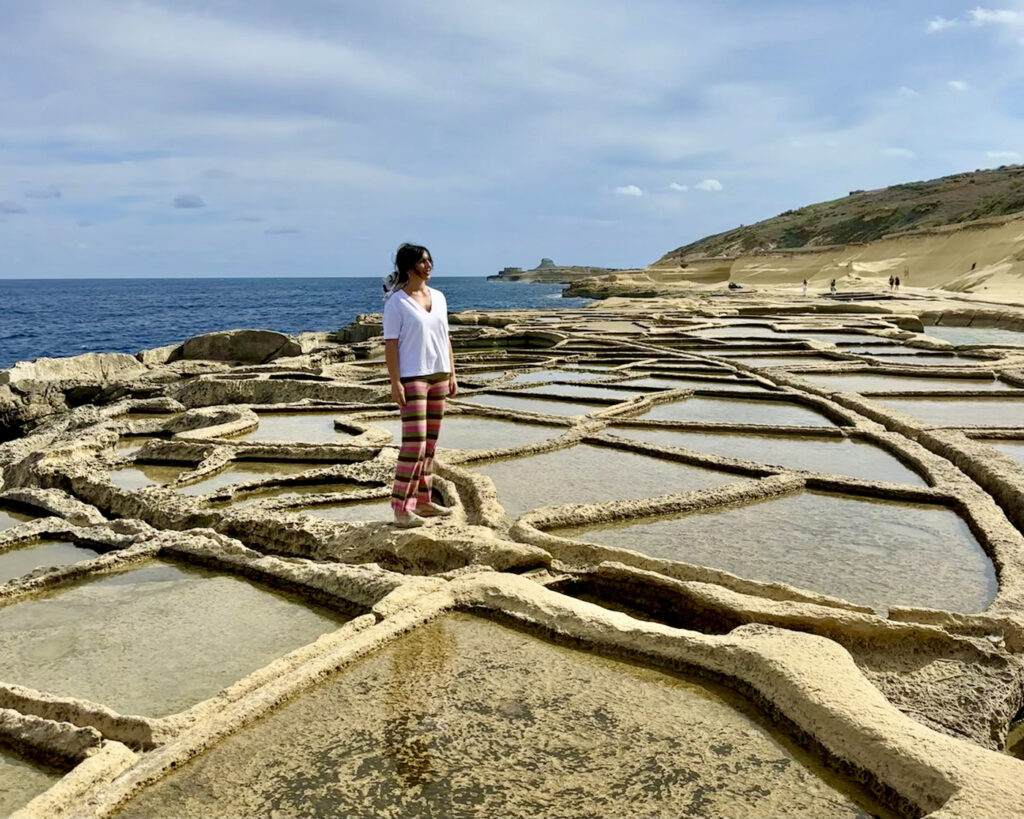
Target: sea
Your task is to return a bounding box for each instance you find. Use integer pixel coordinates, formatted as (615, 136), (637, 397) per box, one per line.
(0, 277), (591, 370)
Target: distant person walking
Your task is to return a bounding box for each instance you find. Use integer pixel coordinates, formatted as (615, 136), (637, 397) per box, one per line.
(829, 279), (836, 294)
(802, 279), (808, 296)
(888, 275), (894, 291)
(382, 243), (458, 528)
(894, 276), (900, 290)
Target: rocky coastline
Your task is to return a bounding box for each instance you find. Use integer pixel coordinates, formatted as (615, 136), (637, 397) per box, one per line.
(563, 209), (1024, 302)
(1, 292), (1024, 817)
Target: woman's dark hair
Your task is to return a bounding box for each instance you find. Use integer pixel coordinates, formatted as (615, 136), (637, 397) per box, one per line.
(394, 243), (432, 286)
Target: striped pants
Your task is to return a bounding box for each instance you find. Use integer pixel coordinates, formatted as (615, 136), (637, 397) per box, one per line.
(391, 373), (448, 512)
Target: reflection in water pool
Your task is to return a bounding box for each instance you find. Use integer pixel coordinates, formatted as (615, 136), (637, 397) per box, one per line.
(608, 428), (924, 485)
(0, 505), (36, 531)
(517, 383), (643, 400)
(116, 436), (159, 456)
(108, 464), (189, 490)
(796, 373), (1010, 393)
(471, 444), (746, 521)
(925, 326), (1024, 347)
(237, 413), (354, 443)
(622, 376), (768, 391)
(0, 747), (62, 818)
(114, 614), (892, 819)
(640, 396), (834, 426)
(718, 356), (838, 369)
(457, 394), (602, 417)
(0, 540), (101, 584)
(992, 441), (1024, 468)
(554, 492), (996, 613)
(856, 354), (980, 367)
(509, 369), (606, 384)
(877, 398), (1024, 427)
(0, 561), (348, 717)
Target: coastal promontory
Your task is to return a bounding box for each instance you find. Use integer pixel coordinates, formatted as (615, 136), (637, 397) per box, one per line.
(564, 165), (1024, 302)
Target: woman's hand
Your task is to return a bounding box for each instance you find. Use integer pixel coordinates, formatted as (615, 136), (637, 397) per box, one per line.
(390, 381), (406, 407)
(448, 373), (458, 397)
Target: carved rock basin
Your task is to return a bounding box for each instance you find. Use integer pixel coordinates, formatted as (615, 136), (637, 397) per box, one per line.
(113, 614), (893, 819)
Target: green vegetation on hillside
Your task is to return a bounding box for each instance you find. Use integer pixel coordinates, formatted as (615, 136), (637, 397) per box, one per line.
(659, 165), (1024, 263)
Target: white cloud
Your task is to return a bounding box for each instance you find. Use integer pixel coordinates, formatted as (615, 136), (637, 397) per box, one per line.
(54, 4), (427, 101)
(883, 147), (917, 158)
(986, 149), (1022, 160)
(897, 86), (920, 97)
(5, 1), (1024, 278)
(948, 80), (969, 91)
(926, 16), (958, 32)
(173, 194), (205, 208)
(969, 7), (1024, 26)
(695, 179), (723, 191)
(0, 201), (27, 214)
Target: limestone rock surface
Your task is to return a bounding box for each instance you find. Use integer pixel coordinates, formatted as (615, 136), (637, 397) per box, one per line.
(168, 330), (302, 365)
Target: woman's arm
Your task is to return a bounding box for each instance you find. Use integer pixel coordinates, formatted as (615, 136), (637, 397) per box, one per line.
(385, 339), (405, 407)
(447, 338), (458, 397)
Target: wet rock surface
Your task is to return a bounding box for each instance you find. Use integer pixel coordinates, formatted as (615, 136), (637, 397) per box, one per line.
(2, 301), (1024, 819)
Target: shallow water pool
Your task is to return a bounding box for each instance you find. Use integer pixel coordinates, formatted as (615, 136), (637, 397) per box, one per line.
(925, 326), (1024, 347)
(113, 613), (893, 819)
(509, 369), (606, 384)
(516, 383), (643, 401)
(992, 440), (1024, 468)
(877, 398), (1024, 427)
(639, 396), (834, 427)
(720, 356), (838, 369)
(0, 560), (349, 717)
(108, 464), (190, 490)
(0, 540), (101, 584)
(608, 428), (923, 485)
(0, 505), (36, 531)
(0, 747), (62, 818)
(236, 413), (355, 444)
(857, 354), (981, 367)
(471, 443), (746, 520)
(554, 492), (996, 613)
(459, 394), (603, 417)
(796, 373), (1009, 393)
(622, 376), (768, 392)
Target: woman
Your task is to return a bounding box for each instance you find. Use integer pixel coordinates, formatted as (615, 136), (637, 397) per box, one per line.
(382, 243), (458, 528)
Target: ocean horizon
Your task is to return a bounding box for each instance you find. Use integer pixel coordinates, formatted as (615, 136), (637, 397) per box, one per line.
(0, 276), (590, 370)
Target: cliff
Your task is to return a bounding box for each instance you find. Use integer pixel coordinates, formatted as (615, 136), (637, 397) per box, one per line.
(659, 165), (1024, 263)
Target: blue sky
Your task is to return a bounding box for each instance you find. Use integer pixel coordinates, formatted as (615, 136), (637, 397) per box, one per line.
(2, 1), (1024, 278)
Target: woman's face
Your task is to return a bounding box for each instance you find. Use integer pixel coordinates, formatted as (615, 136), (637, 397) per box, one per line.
(412, 252), (433, 280)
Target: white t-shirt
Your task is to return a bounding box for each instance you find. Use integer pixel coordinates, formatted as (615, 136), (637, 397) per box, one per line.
(382, 288), (452, 379)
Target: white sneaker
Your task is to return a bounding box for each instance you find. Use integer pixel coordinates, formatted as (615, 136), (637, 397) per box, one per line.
(417, 502), (453, 518)
(393, 510), (426, 529)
